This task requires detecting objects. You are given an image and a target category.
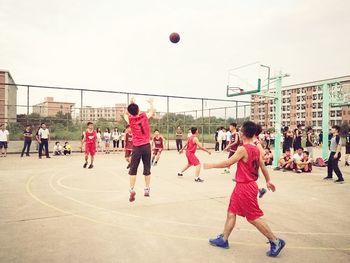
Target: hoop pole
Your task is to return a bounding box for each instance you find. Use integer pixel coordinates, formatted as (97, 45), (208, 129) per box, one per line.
(273, 73), (282, 167)
(322, 83), (330, 159)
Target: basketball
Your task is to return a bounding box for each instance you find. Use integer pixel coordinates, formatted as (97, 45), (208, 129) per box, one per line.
(169, 32), (180, 43)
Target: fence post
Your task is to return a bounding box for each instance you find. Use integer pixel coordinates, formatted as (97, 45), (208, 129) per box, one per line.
(208, 109), (211, 141)
(26, 86), (30, 124)
(236, 101), (238, 121)
(167, 96), (170, 150)
(244, 105), (247, 120)
(224, 107), (227, 127)
(80, 90), (83, 138)
(201, 99), (204, 146)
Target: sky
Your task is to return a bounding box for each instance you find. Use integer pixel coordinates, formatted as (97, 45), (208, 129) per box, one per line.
(1, 0), (349, 114)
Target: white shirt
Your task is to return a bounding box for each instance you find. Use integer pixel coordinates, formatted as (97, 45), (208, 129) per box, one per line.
(103, 132), (111, 140)
(121, 132), (125, 140)
(39, 128), (50, 139)
(222, 132), (227, 140)
(226, 131), (232, 141)
(293, 153), (303, 162)
(112, 131), (120, 140)
(217, 130), (224, 141)
(0, 129), (9, 141)
(54, 145), (62, 152)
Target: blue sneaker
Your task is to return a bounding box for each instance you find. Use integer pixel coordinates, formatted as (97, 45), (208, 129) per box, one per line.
(259, 188), (267, 198)
(266, 239), (286, 257)
(209, 234), (229, 249)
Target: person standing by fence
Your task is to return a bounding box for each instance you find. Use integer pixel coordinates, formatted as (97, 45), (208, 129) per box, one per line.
(38, 123), (50, 159)
(175, 126), (183, 152)
(306, 127), (315, 159)
(21, 125), (32, 157)
(0, 124), (9, 157)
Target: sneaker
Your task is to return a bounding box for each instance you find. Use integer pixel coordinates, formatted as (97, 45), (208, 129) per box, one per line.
(296, 170), (302, 173)
(266, 239), (286, 257)
(334, 179), (344, 184)
(88, 164), (94, 169)
(259, 188), (267, 198)
(195, 177), (204, 182)
(323, 177), (333, 180)
(129, 190), (136, 202)
(144, 188), (150, 197)
(177, 173), (183, 177)
(209, 234), (229, 249)
(46, 156), (51, 159)
(83, 162), (88, 168)
(273, 167), (281, 171)
(282, 169), (287, 172)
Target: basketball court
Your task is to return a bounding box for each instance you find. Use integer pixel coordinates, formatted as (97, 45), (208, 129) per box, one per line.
(1, 150), (349, 263)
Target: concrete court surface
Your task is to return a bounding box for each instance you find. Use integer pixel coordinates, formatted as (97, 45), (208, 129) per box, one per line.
(0, 150), (350, 263)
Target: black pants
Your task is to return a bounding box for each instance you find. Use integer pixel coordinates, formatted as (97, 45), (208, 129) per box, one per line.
(64, 150), (71, 155)
(21, 140), (32, 156)
(113, 140), (120, 148)
(129, 143), (151, 176)
(39, 139), (49, 157)
(327, 152), (343, 180)
(215, 141), (219, 151)
(121, 140), (125, 148)
(176, 139), (183, 152)
(221, 140), (227, 151)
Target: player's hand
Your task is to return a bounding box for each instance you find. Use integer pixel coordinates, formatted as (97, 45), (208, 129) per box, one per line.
(130, 97), (136, 104)
(208, 151), (212, 155)
(266, 181), (276, 192)
(334, 153), (338, 159)
(203, 163), (211, 169)
(179, 149), (183, 154)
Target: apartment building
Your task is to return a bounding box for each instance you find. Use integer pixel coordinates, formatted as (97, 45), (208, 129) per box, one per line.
(80, 103), (127, 122)
(32, 97), (75, 117)
(0, 70), (17, 124)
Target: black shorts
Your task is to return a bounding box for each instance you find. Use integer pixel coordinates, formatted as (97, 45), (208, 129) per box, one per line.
(129, 143), (151, 176)
(0, 141), (8, 149)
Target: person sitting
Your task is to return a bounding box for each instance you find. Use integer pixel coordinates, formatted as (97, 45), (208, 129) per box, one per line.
(263, 148), (273, 166)
(53, 141), (63, 156)
(297, 151), (312, 173)
(63, 141), (72, 155)
(275, 149), (293, 171)
(292, 147), (305, 173)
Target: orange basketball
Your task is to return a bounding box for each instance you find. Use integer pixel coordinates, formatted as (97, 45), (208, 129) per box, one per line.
(169, 32), (180, 43)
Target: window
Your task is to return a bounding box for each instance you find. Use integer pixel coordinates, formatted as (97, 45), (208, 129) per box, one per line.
(318, 112), (323, 118)
(301, 112), (305, 118)
(283, 98), (286, 103)
(313, 87), (317, 92)
(313, 112), (316, 118)
(313, 94), (317, 100)
(318, 94), (323, 100)
(313, 121), (316, 126)
(337, 111), (342, 117)
(318, 103), (322, 109)
(297, 97), (300, 102)
(331, 111), (335, 117)
(301, 104), (305, 110)
(312, 103), (316, 109)
(282, 106), (286, 111)
(301, 96), (305, 101)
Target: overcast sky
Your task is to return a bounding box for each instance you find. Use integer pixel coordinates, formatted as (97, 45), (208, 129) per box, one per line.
(1, 0), (349, 114)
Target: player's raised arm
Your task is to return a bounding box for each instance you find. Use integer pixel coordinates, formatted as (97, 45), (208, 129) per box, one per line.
(203, 146), (244, 169)
(146, 98), (155, 119)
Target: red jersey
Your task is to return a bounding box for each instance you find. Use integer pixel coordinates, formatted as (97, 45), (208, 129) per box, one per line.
(235, 144), (260, 183)
(186, 136), (197, 154)
(85, 130), (97, 144)
(128, 112), (150, 147)
(153, 136), (164, 149)
(230, 132), (240, 152)
(125, 132), (133, 150)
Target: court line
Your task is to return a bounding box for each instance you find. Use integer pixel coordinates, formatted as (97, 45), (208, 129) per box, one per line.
(25, 174), (350, 252)
(52, 173), (350, 237)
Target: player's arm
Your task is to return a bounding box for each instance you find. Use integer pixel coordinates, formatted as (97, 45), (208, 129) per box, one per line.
(224, 142), (232, 151)
(259, 157), (276, 192)
(204, 146), (245, 169)
(82, 132), (86, 143)
(179, 142), (188, 154)
(194, 137), (211, 154)
(146, 98), (155, 119)
(334, 136), (341, 158)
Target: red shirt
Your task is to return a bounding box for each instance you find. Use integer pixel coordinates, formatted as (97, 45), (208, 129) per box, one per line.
(128, 112), (150, 147)
(186, 135), (197, 154)
(235, 144), (260, 183)
(85, 130), (97, 144)
(230, 132), (239, 152)
(153, 136), (164, 149)
(125, 132), (133, 150)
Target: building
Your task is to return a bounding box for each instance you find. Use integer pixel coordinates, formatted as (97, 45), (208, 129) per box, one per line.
(251, 75), (350, 131)
(80, 103), (127, 122)
(0, 70), (17, 124)
(32, 97), (75, 117)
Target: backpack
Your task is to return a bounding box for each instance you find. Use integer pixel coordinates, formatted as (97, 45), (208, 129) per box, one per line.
(314, 157), (327, 167)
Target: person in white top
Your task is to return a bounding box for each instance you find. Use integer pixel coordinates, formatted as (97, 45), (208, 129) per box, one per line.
(53, 141), (63, 155)
(38, 123), (50, 159)
(217, 127), (224, 152)
(103, 128), (111, 154)
(96, 128), (102, 152)
(0, 124), (9, 157)
(120, 130), (126, 148)
(112, 127), (120, 153)
(292, 147), (304, 172)
(221, 128), (228, 151)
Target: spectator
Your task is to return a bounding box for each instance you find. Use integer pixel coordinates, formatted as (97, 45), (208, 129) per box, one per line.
(270, 132), (275, 146)
(21, 125), (32, 157)
(96, 128), (102, 152)
(214, 128), (220, 152)
(266, 131), (271, 147)
(306, 127), (315, 159)
(226, 128), (232, 143)
(263, 148), (273, 166)
(275, 149), (293, 171)
(293, 124), (303, 151)
(38, 123), (50, 159)
(295, 151), (312, 173)
(103, 128), (111, 154)
(121, 129), (126, 148)
(0, 124), (9, 157)
(175, 126), (183, 152)
(292, 147), (304, 173)
(53, 141), (63, 156)
(345, 130), (350, 166)
(282, 127), (293, 153)
(319, 131), (323, 146)
(63, 142), (72, 155)
(112, 127), (120, 153)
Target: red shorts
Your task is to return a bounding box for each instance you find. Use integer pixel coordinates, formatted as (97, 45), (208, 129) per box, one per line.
(186, 152), (200, 166)
(228, 181), (264, 221)
(153, 148), (163, 155)
(85, 143), (96, 156)
(125, 149), (132, 158)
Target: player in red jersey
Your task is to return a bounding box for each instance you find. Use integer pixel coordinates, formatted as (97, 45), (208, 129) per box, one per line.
(82, 122), (97, 169)
(224, 123), (240, 174)
(123, 98), (155, 202)
(275, 149), (293, 171)
(151, 129), (165, 166)
(124, 125), (133, 169)
(204, 121), (285, 257)
(253, 124), (268, 198)
(178, 127), (211, 182)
